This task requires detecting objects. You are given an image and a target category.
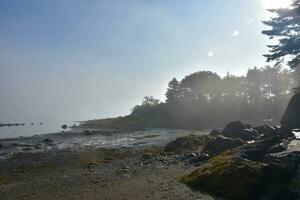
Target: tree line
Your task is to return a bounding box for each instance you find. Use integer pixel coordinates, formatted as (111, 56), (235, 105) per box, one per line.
(129, 0), (299, 129)
(130, 66), (297, 129)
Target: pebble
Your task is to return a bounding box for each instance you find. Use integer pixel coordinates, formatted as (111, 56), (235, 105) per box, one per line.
(122, 174), (131, 179)
(141, 153), (152, 160)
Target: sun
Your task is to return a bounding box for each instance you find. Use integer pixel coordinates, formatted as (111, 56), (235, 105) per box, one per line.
(262, 0), (292, 9)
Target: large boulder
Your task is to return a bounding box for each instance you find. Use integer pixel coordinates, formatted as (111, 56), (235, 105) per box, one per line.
(201, 135), (244, 156)
(208, 129), (222, 137)
(164, 134), (210, 152)
(238, 136), (282, 160)
(181, 142), (298, 200)
(255, 125), (295, 140)
(281, 93), (300, 129)
(222, 121), (257, 141)
(223, 121), (245, 134)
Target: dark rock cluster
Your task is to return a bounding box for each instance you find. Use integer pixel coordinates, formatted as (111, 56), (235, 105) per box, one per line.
(165, 119), (299, 199)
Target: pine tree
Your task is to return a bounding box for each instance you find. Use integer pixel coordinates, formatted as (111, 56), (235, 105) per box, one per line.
(262, 0), (300, 69)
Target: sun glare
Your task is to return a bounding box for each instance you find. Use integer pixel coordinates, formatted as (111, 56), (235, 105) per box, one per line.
(262, 0), (292, 9)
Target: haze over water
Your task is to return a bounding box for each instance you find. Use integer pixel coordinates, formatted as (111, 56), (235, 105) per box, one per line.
(0, 0), (291, 138)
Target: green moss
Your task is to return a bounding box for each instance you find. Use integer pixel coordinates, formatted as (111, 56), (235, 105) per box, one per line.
(0, 175), (8, 184)
(181, 150), (264, 200)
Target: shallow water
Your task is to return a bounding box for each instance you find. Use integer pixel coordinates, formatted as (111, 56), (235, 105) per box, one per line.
(0, 121), (78, 139)
(0, 129), (209, 160)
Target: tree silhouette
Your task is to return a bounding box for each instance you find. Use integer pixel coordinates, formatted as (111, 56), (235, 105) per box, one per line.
(165, 78), (180, 104)
(262, 0), (300, 70)
(130, 66), (294, 129)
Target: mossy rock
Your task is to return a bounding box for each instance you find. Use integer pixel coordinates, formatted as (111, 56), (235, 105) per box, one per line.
(181, 149), (296, 200)
(0, 175), (8, 184)
(164, 134), (211, 152)
(201, 135), (243, 156)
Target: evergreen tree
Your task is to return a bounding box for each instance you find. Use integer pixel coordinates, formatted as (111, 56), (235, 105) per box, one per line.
(262, 0), (299, 69)
(166, 78), (180, 103)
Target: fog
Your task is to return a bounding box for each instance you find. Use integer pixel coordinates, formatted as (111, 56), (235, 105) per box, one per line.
(0, 0), (277, 125)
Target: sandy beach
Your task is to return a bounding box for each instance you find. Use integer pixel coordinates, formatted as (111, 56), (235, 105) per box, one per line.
(0, 144), (216, 200)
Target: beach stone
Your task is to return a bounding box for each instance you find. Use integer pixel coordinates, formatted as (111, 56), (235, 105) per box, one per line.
(202, 135), (243, 156)
(87, 161), (98, 169)
(281, 93), (300, 129)
(268, 139), (290, 153)
(255, 125), (277, 139)
(222, 121), (257, 141)
(164, 134), (210, 152)
(223, 121), (245, 135)
(61, 124), (68, 129)
(83, 130), (93, 135)
(122, 174), (131, 179)
(141, 153), (152, 160)
(209, 129), (221, 137)
(255, 125), (295, 140)
(43, 138), (53, 143)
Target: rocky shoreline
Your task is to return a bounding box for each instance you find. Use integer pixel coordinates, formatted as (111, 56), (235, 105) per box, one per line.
(174, 121), (300, 199)
(0, 121), (299, 200)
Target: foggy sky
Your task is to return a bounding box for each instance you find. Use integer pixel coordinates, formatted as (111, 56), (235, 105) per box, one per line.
(0, 0), (281, 123)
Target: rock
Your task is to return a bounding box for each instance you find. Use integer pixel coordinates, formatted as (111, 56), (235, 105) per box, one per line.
(209, 129), (221, 137)
(181, 144), (297, 200)
(121, 166), (130, 170)
(61, 124), (68, 129)
(22, 147), (32, 151)
(223, 121), (245, 135)
(270, 190), (300, 200)
(276, 126), (295, 139)
(87, 161), (98, 169)
(255, 125), (277, 139)
(164, 134), (210, 152)
(83, 130), (93, 135)
(201, 135), (244, 156)
(255, 125), (295, 140)
(43, 138), (53, 143)
(122, 174), (131, 179)
(268, 139), (290, 153)
(133, 141), (147, 146)
(0, 143), (3, 149)
(238, 136), (282, 160)
(222, 121), (257, 141)
(188, 153), (210, 165)
(281, 93), (300, 129)
(141, 153), (152, 160)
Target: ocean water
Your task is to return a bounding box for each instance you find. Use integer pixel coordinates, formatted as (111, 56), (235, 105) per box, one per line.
(0, 129), (209, 160)
(0, 121), (78, 139)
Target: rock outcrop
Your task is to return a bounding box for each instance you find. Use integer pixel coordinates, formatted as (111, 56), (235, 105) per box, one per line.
(222, 121), (257, 141)
(281, 93), (300, 129)
(181, 119), (299, 199)
(181, 141), (299, 200)
(164, 134), (210, 152)
(201, 135), (243, 156)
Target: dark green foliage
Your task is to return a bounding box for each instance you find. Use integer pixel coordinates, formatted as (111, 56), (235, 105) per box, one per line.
(129, 66), (295, 129)
(262, 0), (300, 69)
(165, 78), (180, 104)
